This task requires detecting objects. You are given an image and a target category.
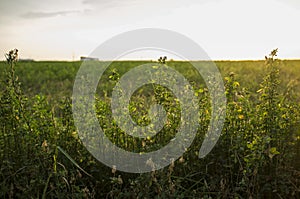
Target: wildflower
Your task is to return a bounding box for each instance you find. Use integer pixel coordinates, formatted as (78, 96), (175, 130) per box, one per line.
(42, 140), (48, 148)
(162, 56), (167, 64)
(158, 56), (167, 64)
(41, 140), (49, 152)
(5, 49), (18, 64)
(146, 158), (155, 171)
(238, 115), (244, 120)
(169, 158), (175, 173)
(111, 165), (117, 174)
(117, 175), (123, 185)
(179, 156), (185, 163)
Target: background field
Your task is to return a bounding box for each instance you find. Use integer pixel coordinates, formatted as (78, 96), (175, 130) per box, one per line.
(0, 58), (299, 198)
(1, 60), (300, 100)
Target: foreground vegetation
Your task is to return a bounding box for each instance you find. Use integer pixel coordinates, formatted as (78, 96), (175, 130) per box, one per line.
(0, 49), (299, 198)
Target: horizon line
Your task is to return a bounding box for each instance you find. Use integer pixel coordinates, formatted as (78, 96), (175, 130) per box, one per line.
(1, 56), (300, 62)
(0, 58), (299, 62)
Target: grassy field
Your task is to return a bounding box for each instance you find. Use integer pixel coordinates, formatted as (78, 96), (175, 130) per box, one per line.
(1, 59), (300, 99)
(0, 54), (299, 198)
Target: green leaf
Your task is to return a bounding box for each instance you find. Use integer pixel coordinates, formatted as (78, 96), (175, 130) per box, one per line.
(268, 147), (280, 159)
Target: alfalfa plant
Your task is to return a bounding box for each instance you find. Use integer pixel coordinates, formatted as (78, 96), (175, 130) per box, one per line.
(0, 49), (55, 197)
(256, 48), (294, 162)
(252, 49), (300, 197)
(0, 49), (29, 163)
(158, 56), (167, 64)
(0, 49), (33, 197)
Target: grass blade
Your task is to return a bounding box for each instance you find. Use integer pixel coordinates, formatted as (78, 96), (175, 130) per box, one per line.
(57, 146), (93, 178)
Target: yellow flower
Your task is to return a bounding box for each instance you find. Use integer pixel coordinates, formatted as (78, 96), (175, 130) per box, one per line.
(238, 115), (244, 119)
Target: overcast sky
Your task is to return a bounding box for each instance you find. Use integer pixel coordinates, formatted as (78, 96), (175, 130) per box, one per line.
(0, 0), (300, 60)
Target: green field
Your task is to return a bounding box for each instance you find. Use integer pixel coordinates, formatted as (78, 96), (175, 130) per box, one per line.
(1, 59), (300, 99)
(0, 54), (299, 198)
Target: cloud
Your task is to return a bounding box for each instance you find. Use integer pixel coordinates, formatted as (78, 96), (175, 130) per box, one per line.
(81, 0), (224, 12)
(20, 10), (80, 19)
(81, 0), (136, 10)
(82, 0), (123, 5)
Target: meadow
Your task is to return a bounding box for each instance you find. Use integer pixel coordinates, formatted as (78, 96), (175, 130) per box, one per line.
(0, 50), (299, 198)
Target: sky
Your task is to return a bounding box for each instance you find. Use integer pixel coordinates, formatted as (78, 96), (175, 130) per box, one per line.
(0, 0), (300, 60)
